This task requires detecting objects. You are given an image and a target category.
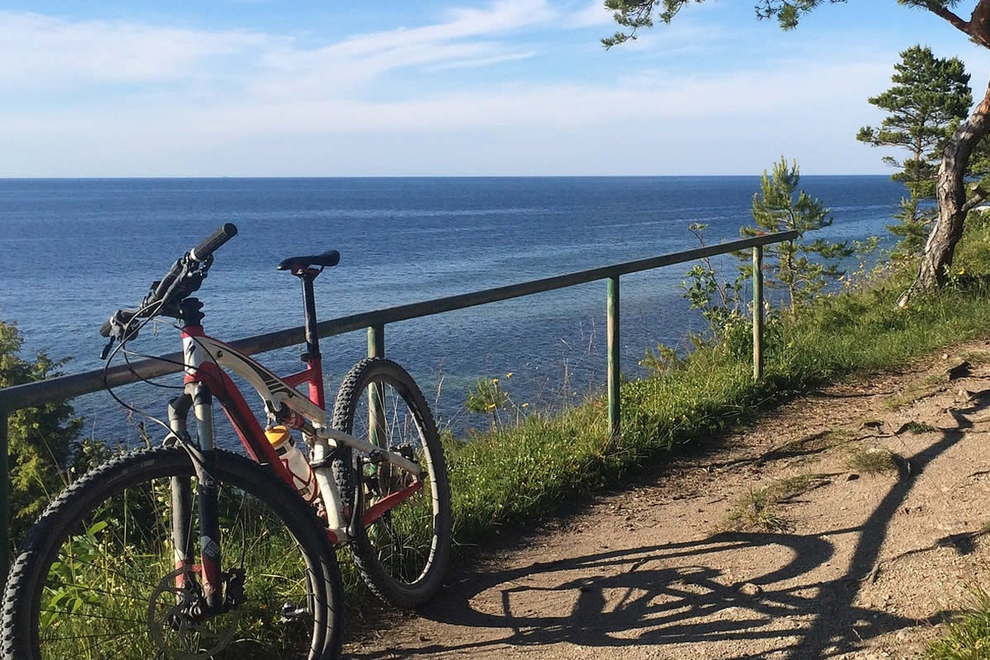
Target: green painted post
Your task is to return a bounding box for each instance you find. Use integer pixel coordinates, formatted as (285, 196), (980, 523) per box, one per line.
(367, 324), (384, 359)
(607, 276), (620, 437)
(367, 325), (386, 449)
(753, 246), (764, 382)
(0, 409), (8, 578)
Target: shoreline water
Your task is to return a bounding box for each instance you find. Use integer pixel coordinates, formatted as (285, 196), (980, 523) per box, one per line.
(0, 176), (904, 445)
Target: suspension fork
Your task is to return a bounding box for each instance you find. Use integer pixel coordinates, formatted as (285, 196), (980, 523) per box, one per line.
(192, 384), (223, 611)
(168, 394), (194, 586)
(168, 383), (223, 613)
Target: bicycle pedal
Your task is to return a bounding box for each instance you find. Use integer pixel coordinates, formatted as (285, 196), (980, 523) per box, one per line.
(280, 601), (308, 622)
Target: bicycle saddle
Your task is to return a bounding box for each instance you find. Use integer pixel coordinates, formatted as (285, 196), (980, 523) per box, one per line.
(277, 250), (340, 271)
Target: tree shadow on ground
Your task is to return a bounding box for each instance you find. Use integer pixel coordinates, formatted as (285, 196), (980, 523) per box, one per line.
(350, 390), (990, 660)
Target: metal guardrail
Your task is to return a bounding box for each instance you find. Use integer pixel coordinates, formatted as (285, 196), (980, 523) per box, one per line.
(0, 230), (799, 572)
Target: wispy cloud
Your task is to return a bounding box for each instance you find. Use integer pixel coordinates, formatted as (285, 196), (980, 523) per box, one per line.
(332, 0), (554, 56)
(0, 1), (554, 96)
(0, 57), (892, 139)
(0, 1), (970, 176)
(568, 0), (614, 28)
(252, 0), (553, 96)
(430, 50), (540, 70)
(0, 12), (268, 88)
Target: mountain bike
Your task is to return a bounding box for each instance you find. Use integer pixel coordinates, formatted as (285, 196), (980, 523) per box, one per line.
(1, 224), (452, 660)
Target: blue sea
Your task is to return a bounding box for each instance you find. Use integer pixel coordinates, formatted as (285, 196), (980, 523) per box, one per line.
(0, 176), (904, 447)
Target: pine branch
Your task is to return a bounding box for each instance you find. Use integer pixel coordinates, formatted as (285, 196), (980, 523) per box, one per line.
(962, 185), (989, 213)
(970, 0), (990, 45)
(927, 2), (972, 36)
(909, 0), (990, 47)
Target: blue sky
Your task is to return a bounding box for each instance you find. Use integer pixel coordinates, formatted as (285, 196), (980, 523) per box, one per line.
(2, 0), (989, 176)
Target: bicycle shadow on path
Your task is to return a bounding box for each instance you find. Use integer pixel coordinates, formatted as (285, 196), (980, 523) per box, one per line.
(349, 386), (990, 660)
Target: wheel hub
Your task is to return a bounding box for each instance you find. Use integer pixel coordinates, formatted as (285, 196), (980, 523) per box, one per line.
(147, 566), (241, 659)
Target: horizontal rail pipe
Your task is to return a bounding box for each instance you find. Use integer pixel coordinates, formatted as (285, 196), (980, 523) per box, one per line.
(0, 230), (797, 413)
(0, 229), (798, 577)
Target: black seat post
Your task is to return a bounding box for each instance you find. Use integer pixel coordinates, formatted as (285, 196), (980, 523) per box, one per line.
(299, 272), (320, 362)
(277, 250), (338, 362)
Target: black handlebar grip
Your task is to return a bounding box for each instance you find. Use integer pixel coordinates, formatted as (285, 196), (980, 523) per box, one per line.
(190, 223), (238, 261)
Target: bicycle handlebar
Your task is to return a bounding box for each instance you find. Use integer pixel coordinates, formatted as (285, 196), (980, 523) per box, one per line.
(100, 223), (239, 339)
(192, 223), (238, 262)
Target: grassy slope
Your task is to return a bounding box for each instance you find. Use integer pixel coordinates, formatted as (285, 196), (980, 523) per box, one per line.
(422, 219), (990, 656)
(444, 220), (990, 549)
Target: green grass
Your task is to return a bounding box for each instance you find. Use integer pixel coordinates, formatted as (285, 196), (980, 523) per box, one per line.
(926, 589), (990, 660)
(844, 445), (899, 475)
(443, 222), (990, 548)
(901, 421), (939, 434)
(958, 349), (990, 365)
(726, 487), (789, 532)
(26, 223), (990, 649)
(723, 474), (830, 532)
(434, 222), (990, 654)
(884, 382), (940, 411)
(826, 428), (856, 443)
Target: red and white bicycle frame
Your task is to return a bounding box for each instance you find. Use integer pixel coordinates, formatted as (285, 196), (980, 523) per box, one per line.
(178, 324), (423, 545)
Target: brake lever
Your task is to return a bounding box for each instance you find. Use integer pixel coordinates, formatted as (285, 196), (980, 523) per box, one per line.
(100, 335), (116, 361)
(99, 315), (134, 360)
(99, 307), (144, 360)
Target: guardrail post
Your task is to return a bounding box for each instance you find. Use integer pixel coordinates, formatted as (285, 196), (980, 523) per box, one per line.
(607, 276), (620, 437)
(367, 324), (386, 448)
(368, 324), (384, 359)
(752, 245), (764, 382)
(0, 408), (8, 578)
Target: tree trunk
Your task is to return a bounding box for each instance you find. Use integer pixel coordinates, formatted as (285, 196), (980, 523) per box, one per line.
(902, 79), (990, 305)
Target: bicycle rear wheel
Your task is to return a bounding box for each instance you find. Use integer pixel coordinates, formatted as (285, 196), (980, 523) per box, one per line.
(331, 357), (451, 608)
(1, 446), (342, 660)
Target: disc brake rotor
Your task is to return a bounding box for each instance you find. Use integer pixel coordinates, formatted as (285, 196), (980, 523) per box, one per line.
(147, 566), (241, 660)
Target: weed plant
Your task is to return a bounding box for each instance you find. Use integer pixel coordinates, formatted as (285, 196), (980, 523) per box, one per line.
(926, 588), (990, 660)
(844, 446), (899, 474)
(723, 474), (829, 532)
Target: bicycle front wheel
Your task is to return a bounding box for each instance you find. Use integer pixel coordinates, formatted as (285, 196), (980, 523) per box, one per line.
(331, 357), (451, 608)
(1, 447), (343, 660)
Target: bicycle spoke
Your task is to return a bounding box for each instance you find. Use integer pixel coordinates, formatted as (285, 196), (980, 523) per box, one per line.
(38, 609), (145, 625)
(42, 626), (143, 643)
(331, 358), (450, 607)
(48, 559), (163, 592)
(227, 483), (251, 568)
(44, 580), (149, 603)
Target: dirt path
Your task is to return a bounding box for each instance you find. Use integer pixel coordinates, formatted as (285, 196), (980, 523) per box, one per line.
(346, 342), (990, 660)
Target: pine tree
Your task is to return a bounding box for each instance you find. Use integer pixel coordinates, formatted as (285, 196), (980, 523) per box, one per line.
(857, 45), (972, 256)
(604, 0), (990, 298)
(742, 157), (852, 314)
